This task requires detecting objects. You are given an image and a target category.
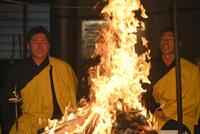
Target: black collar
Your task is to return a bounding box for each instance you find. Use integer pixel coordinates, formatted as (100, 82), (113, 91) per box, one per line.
(16, 56), (50, 90)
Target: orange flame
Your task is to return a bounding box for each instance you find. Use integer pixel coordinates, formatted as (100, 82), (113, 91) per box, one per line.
(44, 0), (151, 133)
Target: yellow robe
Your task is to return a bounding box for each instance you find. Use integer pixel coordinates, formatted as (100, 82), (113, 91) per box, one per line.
(9, 57), (77, 134)
(153, 58), (200, 134)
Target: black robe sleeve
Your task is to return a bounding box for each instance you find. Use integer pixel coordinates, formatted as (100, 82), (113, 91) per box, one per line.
(0, 63), (19, 134)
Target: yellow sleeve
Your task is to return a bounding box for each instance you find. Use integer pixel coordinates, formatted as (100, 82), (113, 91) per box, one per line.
(50, 57), (78, 112)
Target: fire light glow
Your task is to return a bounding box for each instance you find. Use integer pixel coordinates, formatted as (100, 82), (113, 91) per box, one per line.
(44, 0), (152, 133)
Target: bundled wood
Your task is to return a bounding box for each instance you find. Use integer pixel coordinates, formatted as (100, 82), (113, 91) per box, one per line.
(42, 109), (157, 134)
(112, 110), (157, 134)
(42, 109), (99, 134)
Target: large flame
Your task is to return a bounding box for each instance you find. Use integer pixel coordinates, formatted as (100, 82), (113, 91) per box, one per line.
(45, 0), (151, 133)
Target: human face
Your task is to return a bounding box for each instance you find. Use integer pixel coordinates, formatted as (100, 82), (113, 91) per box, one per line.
(159, 31), (175, 55)
(28, 33), (50, 64)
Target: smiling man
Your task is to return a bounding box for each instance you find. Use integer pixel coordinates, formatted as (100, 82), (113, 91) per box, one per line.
(0, 26), (78, 134)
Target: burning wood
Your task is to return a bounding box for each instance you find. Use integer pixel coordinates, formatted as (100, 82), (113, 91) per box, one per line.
(43, 109), (99, 134)
(113, 110), (157, 134)
(43, 0), (156, 133)
(43, 108), (156, 134)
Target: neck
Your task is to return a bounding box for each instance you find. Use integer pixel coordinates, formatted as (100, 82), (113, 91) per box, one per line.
(32, 57), (47, 66)
(162, 54), (175, 66)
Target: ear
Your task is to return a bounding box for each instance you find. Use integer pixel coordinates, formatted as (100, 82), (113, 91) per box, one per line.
(48, 43), (51, 49)
(179, 41), (182, 47)
(27, 43), (30, 51)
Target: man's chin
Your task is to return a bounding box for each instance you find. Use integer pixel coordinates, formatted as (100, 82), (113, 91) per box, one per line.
(163, 52), (169, 55)
(33, 55), (48, 60)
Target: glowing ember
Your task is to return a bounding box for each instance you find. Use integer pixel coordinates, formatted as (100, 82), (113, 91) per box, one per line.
(44, 0), (152, 133)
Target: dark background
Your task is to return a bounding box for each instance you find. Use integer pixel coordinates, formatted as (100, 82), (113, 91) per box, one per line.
(142, 0), (200, 61)
(0, 0), (200, 88)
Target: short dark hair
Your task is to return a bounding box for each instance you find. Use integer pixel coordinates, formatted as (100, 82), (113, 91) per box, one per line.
(27, 26), (51, 43)
(159, 26), (174, 37)
(159, 26), (182, 42)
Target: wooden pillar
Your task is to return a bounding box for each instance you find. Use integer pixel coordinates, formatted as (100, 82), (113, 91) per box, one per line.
(50, 0), (79, 71)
